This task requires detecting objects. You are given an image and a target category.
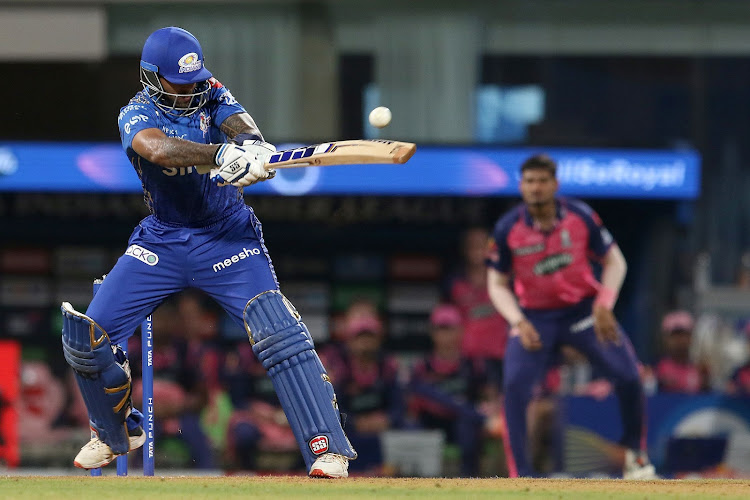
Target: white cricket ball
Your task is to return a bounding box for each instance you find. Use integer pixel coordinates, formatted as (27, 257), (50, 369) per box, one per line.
(369, 106), (392, 128)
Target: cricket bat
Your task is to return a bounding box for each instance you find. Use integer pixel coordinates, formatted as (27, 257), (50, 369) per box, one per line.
(195, 139), (416, 174)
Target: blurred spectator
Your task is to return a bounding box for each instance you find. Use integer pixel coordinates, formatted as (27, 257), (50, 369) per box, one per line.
(328, 296), (380, 344)
(319, 297), (381, 391)
(64, 369), (90, 430)
(727, 362), (750, 395)
(445, 228), (509, 392)
(407, 303), (488, 477)
(221, 342), (298, 471)
(329, 312), (405, 474)
(18, 362), (70, 446)
(727, 319), (750, 395)
(691, 313), (748, 390)
(735, 251), (750, 289)
(655, 311), (709, 394)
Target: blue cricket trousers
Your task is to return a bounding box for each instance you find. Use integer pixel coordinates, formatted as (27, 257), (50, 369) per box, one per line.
(87, 206), (279, 345)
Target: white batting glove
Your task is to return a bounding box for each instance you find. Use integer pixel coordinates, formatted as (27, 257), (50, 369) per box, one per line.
(234, 139), (277, 182)
(212, 141), (276, 187)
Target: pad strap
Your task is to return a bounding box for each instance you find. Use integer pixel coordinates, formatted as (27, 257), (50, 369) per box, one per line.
(244, 291), (357, 469)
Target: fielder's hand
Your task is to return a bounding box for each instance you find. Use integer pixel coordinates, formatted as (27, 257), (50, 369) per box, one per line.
(516, 318), (543, 351)
(593, 304), (620, 344)
(212, 141), (276, 187)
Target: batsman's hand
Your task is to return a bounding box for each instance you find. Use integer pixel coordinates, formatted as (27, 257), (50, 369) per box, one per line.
(212, 141), (277, 187)
(233, 138), (277, 182)
(516, 318), (542, 351)
(593, 304), (620, 344)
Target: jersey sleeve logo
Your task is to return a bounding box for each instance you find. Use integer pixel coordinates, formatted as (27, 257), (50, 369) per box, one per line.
(122, 115), (149, 135)
(118, 104), (149, 121)
(218, 89), (238, 106)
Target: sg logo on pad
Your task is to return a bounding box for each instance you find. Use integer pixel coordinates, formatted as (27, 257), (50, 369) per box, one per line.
(309, 435), (329, 455)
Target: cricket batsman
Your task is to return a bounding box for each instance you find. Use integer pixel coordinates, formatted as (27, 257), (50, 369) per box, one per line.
(61, 26), (356, 477)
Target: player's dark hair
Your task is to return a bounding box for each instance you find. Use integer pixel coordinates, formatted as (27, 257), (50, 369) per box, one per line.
(520, 154), (557, 177)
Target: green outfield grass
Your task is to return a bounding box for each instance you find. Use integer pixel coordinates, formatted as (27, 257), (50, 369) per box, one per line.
(0, 477), (748, 500)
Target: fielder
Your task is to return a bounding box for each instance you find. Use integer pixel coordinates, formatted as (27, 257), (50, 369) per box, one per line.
(61, 26), (356, 478)
(486, 154), (656, 479)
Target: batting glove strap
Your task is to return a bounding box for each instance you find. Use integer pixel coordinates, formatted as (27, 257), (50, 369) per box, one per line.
(231, 133), (264, 145)
(240, 140), (277, 160)
(213, 143), (232, 167)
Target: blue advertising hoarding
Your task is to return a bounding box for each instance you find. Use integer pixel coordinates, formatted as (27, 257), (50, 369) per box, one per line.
(561, 393), (750, 476)
(0, 142), (700, 199)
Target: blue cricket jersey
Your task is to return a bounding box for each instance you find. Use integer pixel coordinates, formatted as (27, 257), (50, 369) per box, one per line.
(118, 78), (247, 227)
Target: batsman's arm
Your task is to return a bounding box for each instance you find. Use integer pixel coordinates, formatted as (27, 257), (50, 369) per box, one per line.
(219, 112), (265, 142)
(131, 128), (219, 168)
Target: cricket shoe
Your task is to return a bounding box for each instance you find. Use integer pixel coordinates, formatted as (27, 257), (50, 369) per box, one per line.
(309, 453), (349, 478)
(74, 427), (146, 469)
(623, 449), (658, 480)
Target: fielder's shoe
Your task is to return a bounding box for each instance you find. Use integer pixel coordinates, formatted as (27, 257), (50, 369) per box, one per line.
(73, 427), (146, 470)
(623, 449), (658, 480)
(309, 453), (349, 478)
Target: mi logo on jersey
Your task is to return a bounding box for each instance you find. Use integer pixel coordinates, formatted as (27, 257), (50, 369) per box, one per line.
(309, 435), (329, 455)
(125, 245), (159, 266)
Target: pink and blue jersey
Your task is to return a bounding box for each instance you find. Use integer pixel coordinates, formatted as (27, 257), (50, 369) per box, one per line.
(487, 198), (646, 478)
(487, 198), (614, 310)
(118, 78), (246, 227)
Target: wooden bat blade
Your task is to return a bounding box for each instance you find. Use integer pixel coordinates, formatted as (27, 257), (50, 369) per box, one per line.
(268, 139), (416, 169)
(392, 142), (417, 164)
(195, 139), (416, 175)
